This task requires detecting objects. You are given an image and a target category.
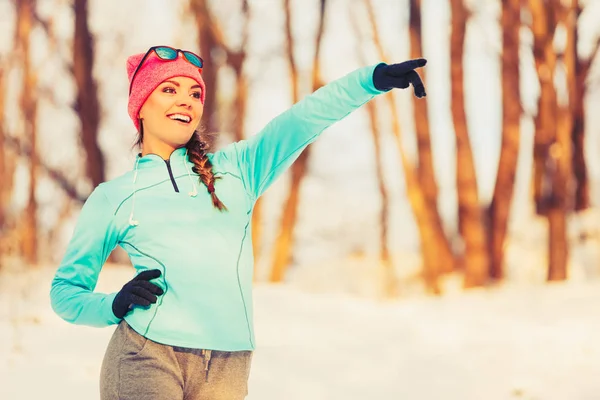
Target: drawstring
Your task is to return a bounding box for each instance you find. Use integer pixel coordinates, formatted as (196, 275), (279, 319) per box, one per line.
(201, 349), (212, 382)
(129, 156), (140, 226)
(184, 149), (198, 197)
(129, 151), (198, 227)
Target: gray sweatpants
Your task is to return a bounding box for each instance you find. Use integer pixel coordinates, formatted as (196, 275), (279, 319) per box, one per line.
(100, 321), (253, 400)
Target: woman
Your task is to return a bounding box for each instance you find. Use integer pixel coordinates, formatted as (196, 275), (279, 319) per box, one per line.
(49, 45), (427, 400)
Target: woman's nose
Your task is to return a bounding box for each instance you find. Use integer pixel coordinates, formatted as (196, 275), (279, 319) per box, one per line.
(176, 92), (192, 108)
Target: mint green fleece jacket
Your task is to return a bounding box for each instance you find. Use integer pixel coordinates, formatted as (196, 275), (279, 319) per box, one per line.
(50, 64), (384, 351)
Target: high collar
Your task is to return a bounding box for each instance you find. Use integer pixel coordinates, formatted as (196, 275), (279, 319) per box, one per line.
(135, 146), (189, 170)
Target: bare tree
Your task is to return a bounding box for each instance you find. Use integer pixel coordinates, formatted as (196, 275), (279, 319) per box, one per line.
(190, 0), (222, 133)
(228, 0), (251, 144)
(14, 0), (39, 265)
(30, 4), (91, 202)
(530, 0), (559, 216)
(352, 2), (396, 297)
(0, 59), (17, 266)
(408, 0), (455, 275)
(571, 3), (598, 212)
(488, 0), (521, 280)
(0, 61), (8, 234)
(190, 0), (251, 141)
(361, 0), (444, 293)
(528, 0), (573, 280)
(365, 99), (397, 296)
(73, 0), (105, 188)
(546, 0), (578, 280)
(450, 0), (489, 287)
(3, 135), (87, 203)
(270, 0), (327, 282)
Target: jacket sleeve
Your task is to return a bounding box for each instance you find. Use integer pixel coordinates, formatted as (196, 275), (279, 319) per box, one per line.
(50, 185), (122, 327)
(224, 64), (383, 199)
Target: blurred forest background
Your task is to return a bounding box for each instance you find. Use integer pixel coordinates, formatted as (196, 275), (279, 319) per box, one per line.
(1, 0), (600, 299)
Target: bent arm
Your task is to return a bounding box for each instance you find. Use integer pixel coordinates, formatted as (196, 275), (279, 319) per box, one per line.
(50, 186), (122, 327)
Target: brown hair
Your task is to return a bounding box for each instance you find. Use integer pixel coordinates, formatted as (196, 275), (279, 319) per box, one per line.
(134, 122), (227, 211)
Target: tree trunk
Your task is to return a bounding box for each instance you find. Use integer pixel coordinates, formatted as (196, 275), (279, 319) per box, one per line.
(0, 60), (16, 267)
(530, 0), (558, 217)
(488, 0), (521, 280)
(390, 102), (442, 294)
(0, 61), (7, 233)
(571, 56), (588, 211)
(73, 0), (104, 188)
(408, 0), (455, 275)
(529, 0), (571, 281)
(381, 81), (444, 293)
(16, 0), (38, 265)
(270, 153), (307, 282)
(409, 0), (436, 200)
(365, 99), (395, 297)
(270, 0), (327, 282)
(359, 0), (444, 293)
(357, 0), (397, 296)
(190, 0), (220, 133)
(547, 123), (569, 282)
(571, 5), (597, 212)
(546, 0), (577, 281)
(230, 67), (248, 143)
(450, 0), (489, 287)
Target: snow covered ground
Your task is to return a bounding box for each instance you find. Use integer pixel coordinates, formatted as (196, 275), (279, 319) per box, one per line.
(1, 263), (599, 400)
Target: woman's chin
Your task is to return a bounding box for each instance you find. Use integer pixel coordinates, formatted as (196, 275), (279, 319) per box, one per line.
(171, 130), (195, 144)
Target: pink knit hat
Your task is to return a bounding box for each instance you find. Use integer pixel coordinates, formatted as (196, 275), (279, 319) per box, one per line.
(127, 50), (206, 131)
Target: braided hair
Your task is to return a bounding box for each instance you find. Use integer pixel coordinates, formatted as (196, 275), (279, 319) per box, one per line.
(134, 123), (227, 211)
(185, 131), (226, 211)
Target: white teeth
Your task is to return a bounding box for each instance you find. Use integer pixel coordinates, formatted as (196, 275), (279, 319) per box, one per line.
(168, 114), (191, 123)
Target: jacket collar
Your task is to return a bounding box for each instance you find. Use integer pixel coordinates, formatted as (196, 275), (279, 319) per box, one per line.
(135, 146), (189, 170)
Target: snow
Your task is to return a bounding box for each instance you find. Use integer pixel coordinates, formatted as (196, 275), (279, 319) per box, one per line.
(1, 0), (600, 398)
(1, 263), (599, 400)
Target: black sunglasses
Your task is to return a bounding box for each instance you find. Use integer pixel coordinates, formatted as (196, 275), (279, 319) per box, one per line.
(129, 46), (204, 94)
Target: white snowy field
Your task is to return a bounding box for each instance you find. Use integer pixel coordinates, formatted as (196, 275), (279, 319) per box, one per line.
(1, 263), (599, 400)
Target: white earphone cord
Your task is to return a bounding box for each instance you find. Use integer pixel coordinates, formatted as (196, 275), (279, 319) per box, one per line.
(129, 151), (198, 227)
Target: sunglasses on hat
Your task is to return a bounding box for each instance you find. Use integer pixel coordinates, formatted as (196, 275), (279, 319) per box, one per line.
(129, 46), (204, 95)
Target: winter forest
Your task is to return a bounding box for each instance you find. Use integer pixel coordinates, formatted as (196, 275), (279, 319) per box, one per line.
(1, 0), (600, 399)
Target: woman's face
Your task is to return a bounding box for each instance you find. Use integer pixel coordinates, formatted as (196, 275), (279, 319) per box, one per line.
(139, 76), (204, 149)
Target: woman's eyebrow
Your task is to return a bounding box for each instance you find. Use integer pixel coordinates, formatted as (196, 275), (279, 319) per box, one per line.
(163, 80), (202, 90)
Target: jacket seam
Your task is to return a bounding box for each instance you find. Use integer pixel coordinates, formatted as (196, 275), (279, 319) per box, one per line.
(112, 170), (246, 216)
(120, 241), (169, 338)
(113, 178), (173, 215)
(232, 143), (257, 203)
(235, 209), (254, 348)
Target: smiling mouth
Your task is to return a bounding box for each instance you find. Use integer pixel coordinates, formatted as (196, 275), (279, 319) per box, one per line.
(167, 113), (192, 124)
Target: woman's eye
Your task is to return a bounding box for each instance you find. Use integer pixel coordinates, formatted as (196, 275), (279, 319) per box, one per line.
(192, 92), (202, 99)
(162, 87), (175, 93)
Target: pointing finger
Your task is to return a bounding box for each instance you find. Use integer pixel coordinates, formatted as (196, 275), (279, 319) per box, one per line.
(386, 58), (427, 76)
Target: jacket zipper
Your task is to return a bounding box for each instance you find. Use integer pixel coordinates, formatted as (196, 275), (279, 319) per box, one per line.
(164, 160), (180, 192)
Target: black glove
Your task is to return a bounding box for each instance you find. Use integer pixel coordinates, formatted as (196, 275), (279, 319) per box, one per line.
(372, 59), (427, 98)
(112, 269), (164, 319)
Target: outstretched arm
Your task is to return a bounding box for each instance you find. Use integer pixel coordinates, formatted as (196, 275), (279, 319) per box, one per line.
(219, 59), (427, 200)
